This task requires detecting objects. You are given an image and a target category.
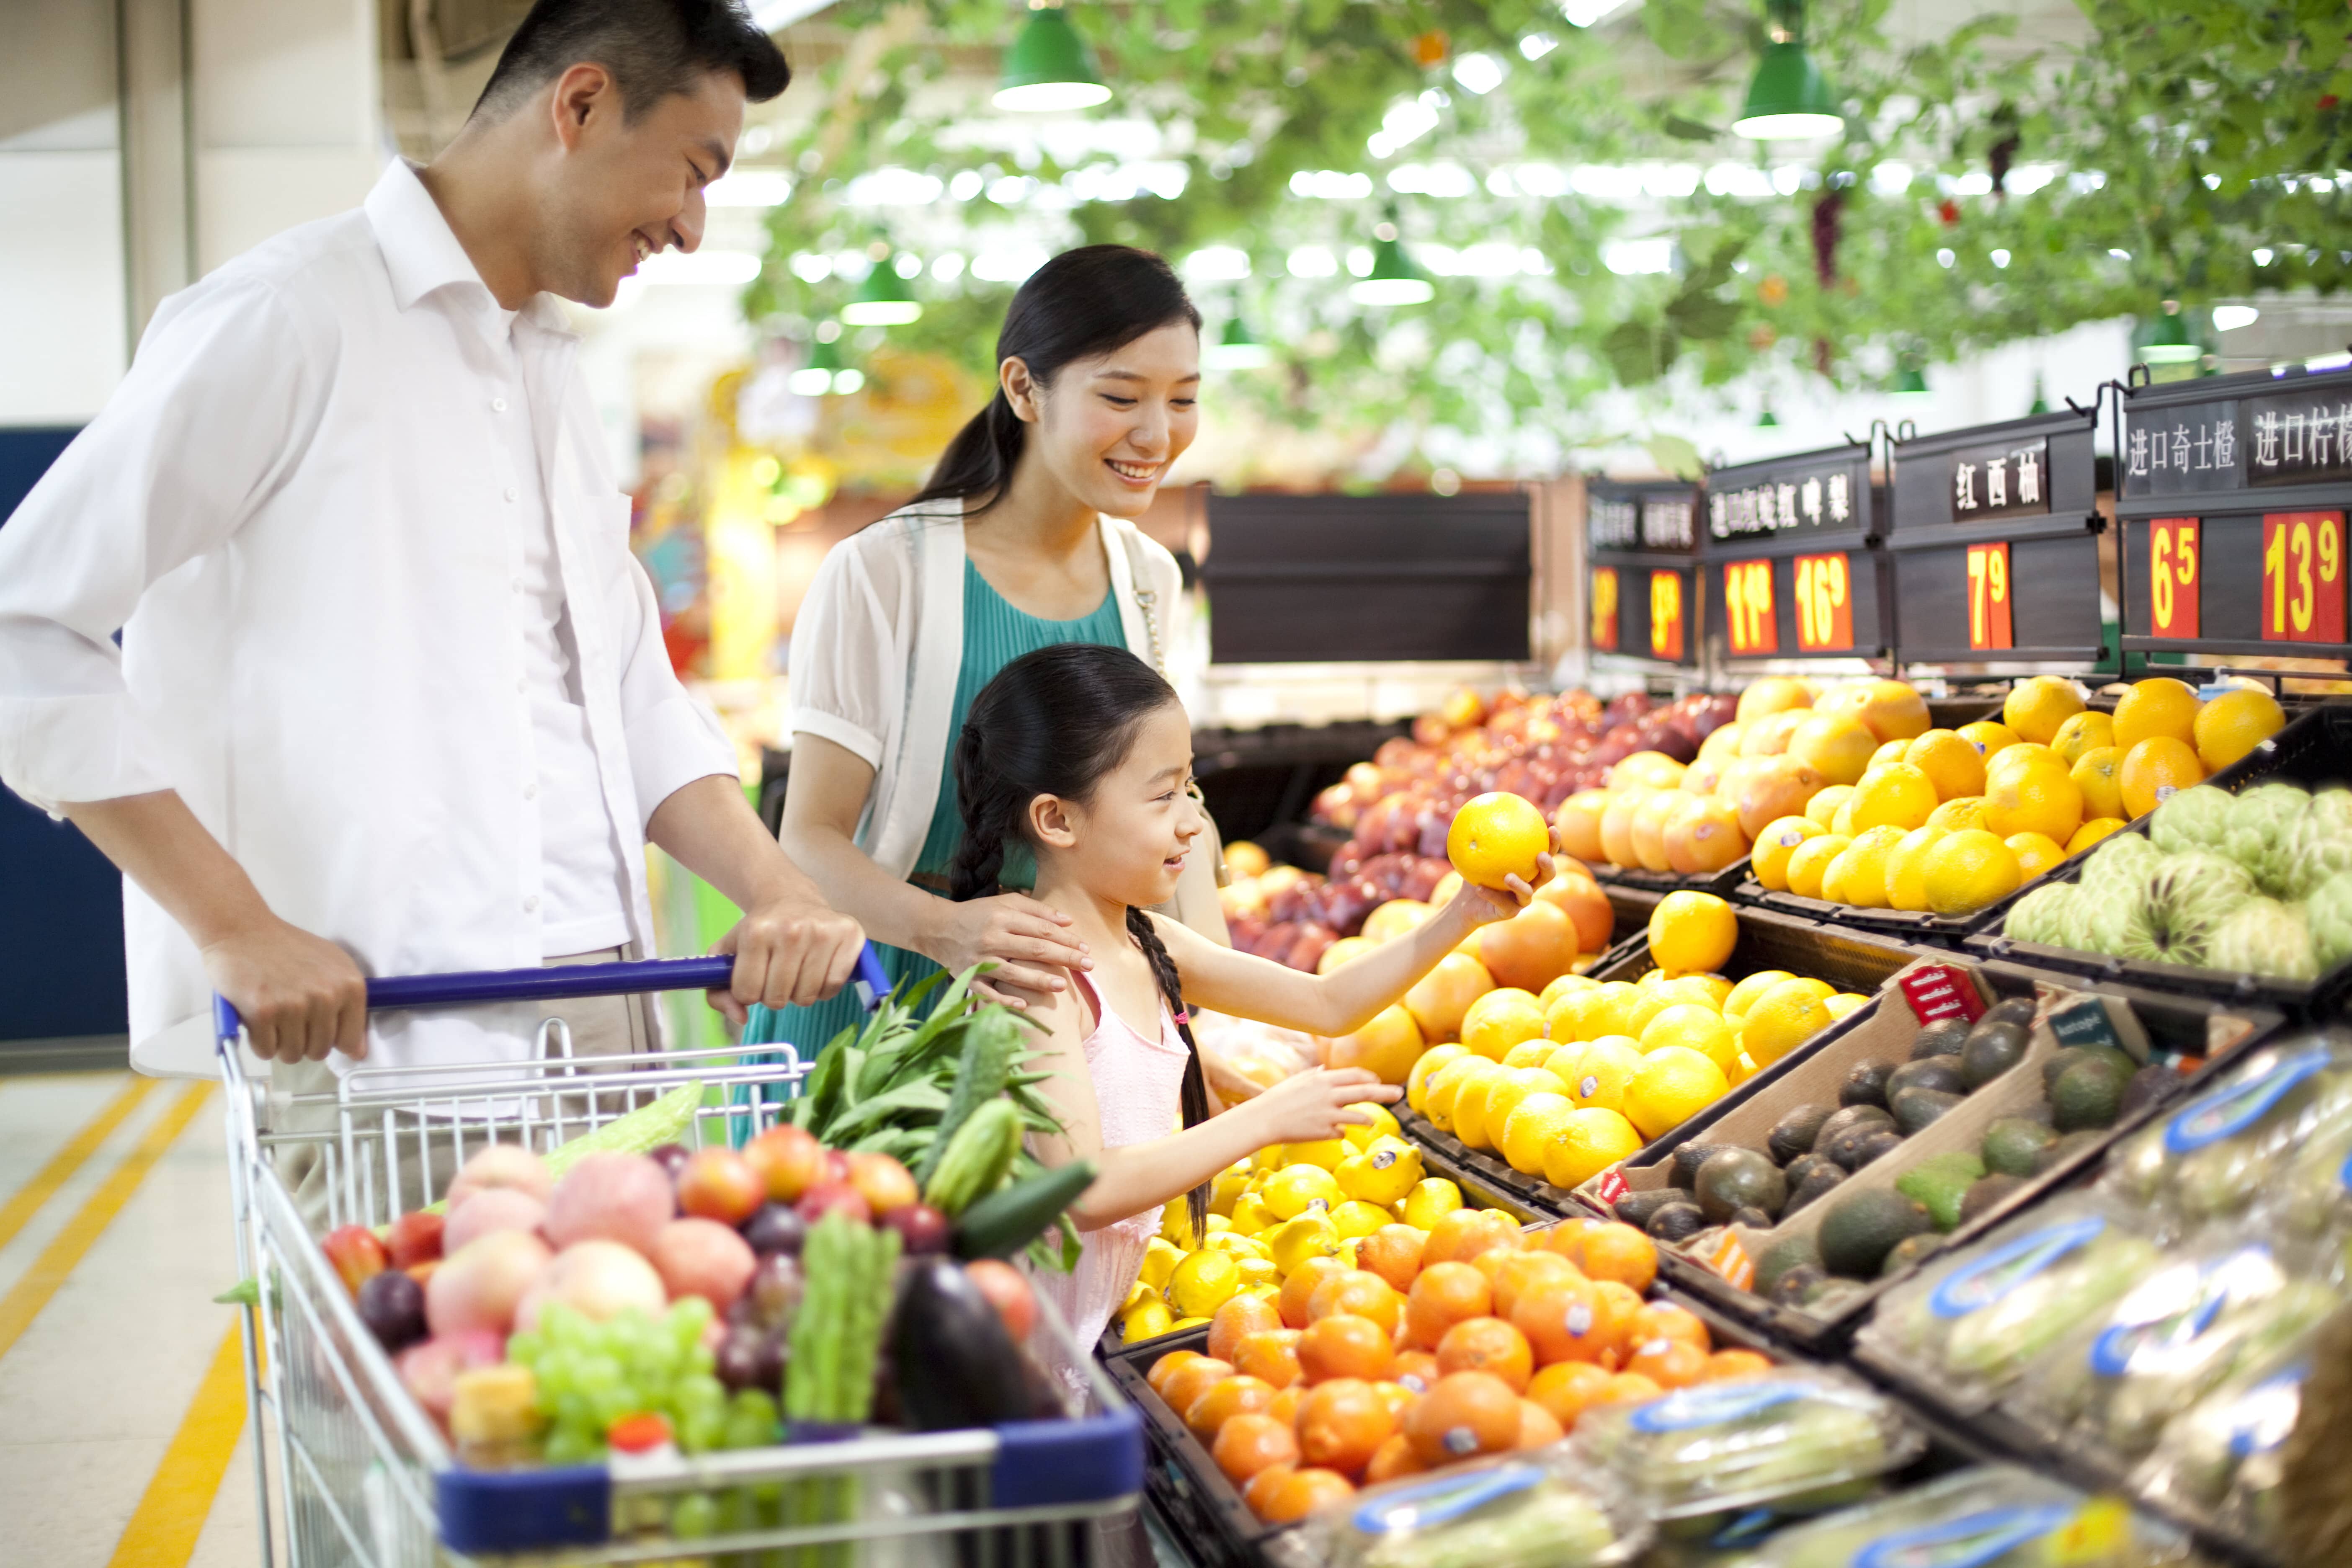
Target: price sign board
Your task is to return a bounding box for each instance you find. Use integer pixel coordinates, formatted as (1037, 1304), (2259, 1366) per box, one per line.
(1699, 441), (1886, 663)
(1586, 477), (1701, 668)
(1887, 408), (2104, 666)
(2120, 364), (2352, 659)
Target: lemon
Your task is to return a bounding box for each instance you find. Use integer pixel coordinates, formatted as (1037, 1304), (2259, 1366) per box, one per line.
(1542, 1107), (1644, 1190)
(1121, 1299), (1176, 1343)
(1905, 730), (1988, 802)
(1986, 743), (2064, 793)
(1421, 1055), (1487, 1131)
(2004, 675), (2086, 744)
(1343, 1101), (1401, 1148)
(1282, 1138), (1350, 1172)
(1497, 1090), (1577, 1175)
(1451, 1066), (1509, 1150)
(1986, 759), (2084, 843)
(2068, 817), (2128, 854)
(1926, 794), (1992, 833)
(1740, 978), (1835, 1067)
(1401, 1177), (1465, 1230)
(1825, 824), (1909, 908)
(1823, 992), (1869, 1019)
(1784, 834), (1850, 900)
(1502, 1039), (1554, 1069)
(1885, 825), (1949, 911)
(1665, 973), (1734, 1006)
(1921, 828), (2022, 916)
(1163, 1196), (1199, 1246)
(1955, 720), (2021, 758)
(1618, 985), (1676, 1040)
(1751, 815), (1825, 891)
(1635, 968), (1666, 988)
(1263, 1163), (1343, 1221)
(1407, 1043), (1468, 1114)
(1328, 1199), (1393, 1240)
(2006, 831), (2066, 880)
(1484, 1067), (1570, 1137)
(1870, 738), (1911, 770)
(1209, 1164), (1252, 1217)
(1204, 1230), (1269, 1260)
(1141, 1236), (1184, 1288)
(1831, 794), (1861, 837)
(1228, 1192), (1278, 1236)
(2194, 688), (2286, 771)
(2113, 677), (2200, 751)
(1724, 969), (1796, 1016)
(1336, 1136), (1424, 1206)
(1122, 1280), (1159, 1317)
(2051, 710), (2116, 768)
(1625, 1047), (1729, 1140)
(1640, 1002), (1738, 1069)
(1234, 1258), (1279, 1290)
(1167, 1249), (1241, 1317)
(1542, 1041), (1587, 1085)
(1565, 1038), (1643, 1114)
(1265, 1212), (1342, 1277)
(1460, 988), (1547, 1060)
(1206, 1214), (1230, 1233)
(1649, 890), (1738, 974)
(1805, 785), (1854, 828)
(1848, 763), (1939, 832)
(1539, 973), (1599, 1009)
(2070, 747), (2125, 821)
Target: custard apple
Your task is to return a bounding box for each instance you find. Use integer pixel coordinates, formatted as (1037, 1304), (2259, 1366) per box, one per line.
(2006, 882), (2079, 946)
(2308, 869), (2352, 972)
(2149, 785), (2236, 856)
(2206, 897), (2318, 981)
(2115, 851), (2257, 968)
(2225, 783), (2312, 896)
(2285, 788), (2352, 900)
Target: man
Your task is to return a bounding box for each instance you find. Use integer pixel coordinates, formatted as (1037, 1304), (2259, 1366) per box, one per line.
(0, 0), (861, 1093)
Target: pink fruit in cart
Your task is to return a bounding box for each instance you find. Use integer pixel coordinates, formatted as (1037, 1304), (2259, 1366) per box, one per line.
(844, 1151), (919, 1215)
(650, 1217), (758, 1310)
(794, 1181), (872, 1226)
(518, 1239), (667, 1326)
(677, 1147), (764, 1226)
(445, 1143), (553, 1210)
(387, 1210), (445, 1269)
(962, 1259), (1037, 1343)
(743, 1124), (827, 1202)
(322, 1224), (389, 1297)
(443, 1188), (547, 1254)
(879, 1203), (950, 1256)
(425, 1228), (551, 1337)
(395, 1330), (504, 1429)
(544, 1152), (673, 1256)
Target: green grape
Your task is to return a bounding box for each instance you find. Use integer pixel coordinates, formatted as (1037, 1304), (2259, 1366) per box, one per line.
(540, 1303), (585, 1348)
(722, 1406), (775, 1451)
(713, 1488), (753, 1535)
(670, 1296), (714, 1344)
(677, 1373), (725, 1414)
(679, 1409), (726, 1454)
(670, 1491), (719, 1539)
(591, 1387), (636, 1429)
(505, 1330), (544, 1366)
(553, 1389), (596, 1430)
(544, 1424), (600, 1466)
(686, 1344), (716, 1377)
(578, 1356), (622, 1395)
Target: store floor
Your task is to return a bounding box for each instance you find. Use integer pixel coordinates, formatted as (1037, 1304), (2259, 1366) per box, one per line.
(0, 1068), (261, 1567)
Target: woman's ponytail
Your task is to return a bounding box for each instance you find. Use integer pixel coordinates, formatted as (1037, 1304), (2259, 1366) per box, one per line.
(1127, 905), (1211, 1242)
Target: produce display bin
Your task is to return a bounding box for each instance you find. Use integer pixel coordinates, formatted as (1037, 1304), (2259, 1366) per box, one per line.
(1963, 702), (2352, 1012)
(1586, 856), (1747, 897)
(1398, 907), (1923, 1224)
(1575, 953), (2282, 1355)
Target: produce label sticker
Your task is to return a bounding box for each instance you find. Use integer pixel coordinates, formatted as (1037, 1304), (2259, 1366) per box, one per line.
(1852, 1504), (2080, 1568)
(2259, 511), (2346, 644)
(1590, 567), (1620, 651)
(1929, 1215), (2107, 1320)
(2045, 993), (2146, 1062)
(2147, 518), (2200, 638)
(1898, 964), (1986, 1026)
(1705, 1230), (1754, 1292)
(1629, 1378), (1809, 1432)
(1593, 1168), (1629, 1207)
(2163, 1043), (2335, 1154)
(2089, 1245), (2270, 1377)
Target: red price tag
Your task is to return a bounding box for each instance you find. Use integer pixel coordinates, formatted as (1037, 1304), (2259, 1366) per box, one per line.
(1793, 552), (1854, 652)
(1966, 542), (2013, 650)
(1705, 1230), (1756, 1292)
(1899, 962), (1987, 1024)
(1593, 1168), (1628, 1207)
(2261, 511), (2346, 644)
(1649, 570), (1685, 662)
(2148, 518), (2200, 638)
(1723, 560), (1778, 655)
(1589, 566), (1619, 652)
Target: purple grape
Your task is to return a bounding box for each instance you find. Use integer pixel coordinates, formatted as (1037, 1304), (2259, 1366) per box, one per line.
(745, 1252), (804, 1332)
(714, 1326), (784, 1394)
(743, 1203), (806, 1257)
(647, 1143), (692, 1180)
(357, 1269), (426, 1353)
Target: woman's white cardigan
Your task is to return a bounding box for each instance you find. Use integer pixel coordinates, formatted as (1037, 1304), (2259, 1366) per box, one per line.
(786, 500), (1186, 878)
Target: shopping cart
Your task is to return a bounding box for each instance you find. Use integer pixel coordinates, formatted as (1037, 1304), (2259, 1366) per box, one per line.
(213, 949), (1143, 1566)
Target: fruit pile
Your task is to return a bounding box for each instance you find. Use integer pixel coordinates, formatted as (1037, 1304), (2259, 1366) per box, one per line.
(2004, 778), (2352, 981)
(1407, 892), (1868, 1192)
(1140, 1202), (1780, 1526)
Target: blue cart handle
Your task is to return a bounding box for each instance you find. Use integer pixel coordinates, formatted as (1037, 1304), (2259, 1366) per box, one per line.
(213, 944), (892, 1045)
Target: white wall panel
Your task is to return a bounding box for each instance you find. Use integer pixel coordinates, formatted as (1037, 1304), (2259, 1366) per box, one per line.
(0, 151), (128, 424)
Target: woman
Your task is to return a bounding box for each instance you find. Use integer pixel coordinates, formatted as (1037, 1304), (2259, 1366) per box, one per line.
(746, 244), (1231, 1061)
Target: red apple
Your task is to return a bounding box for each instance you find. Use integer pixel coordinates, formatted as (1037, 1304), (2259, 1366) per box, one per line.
(963, 1259), (1037, 1342)
(843, 1151), (918, 1215)
(794, 1181), (872, 1226)
(743, 1124), (827, 1203)
(322, 1224), (389, 1296)
(388, 1210), (446, 1269)
(678, 1147), (764, 1227)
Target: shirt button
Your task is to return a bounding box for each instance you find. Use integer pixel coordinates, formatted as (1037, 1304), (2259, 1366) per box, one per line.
(524, 895), (540, 913)
(504, 486), (519, 502)
(493, 397), (508, 413)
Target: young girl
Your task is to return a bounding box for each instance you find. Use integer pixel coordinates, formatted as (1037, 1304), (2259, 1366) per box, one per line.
(949, 643), (1551, 1361)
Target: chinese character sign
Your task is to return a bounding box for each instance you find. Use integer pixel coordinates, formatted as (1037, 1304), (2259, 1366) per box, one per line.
(1705, 462), (1865, 539)
(1947, 438), (2050, 522)
(2249, 390), (2352, 488)
(2121, 399), (2242, 497)
(1640, 497), (1695, 549)
(1589, 495), (1641, 550)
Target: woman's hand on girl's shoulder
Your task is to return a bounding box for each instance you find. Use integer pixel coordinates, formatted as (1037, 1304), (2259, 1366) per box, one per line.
(927, 892), (1092, 1008)
(1243, 1066), (1400, 1147)
(1442, 849), (1557, 928)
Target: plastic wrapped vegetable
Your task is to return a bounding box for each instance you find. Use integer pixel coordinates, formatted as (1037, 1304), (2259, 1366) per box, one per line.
(2101, 1032), (2352, 1232)
(2005, 1238), (2340, 1460)
(1574, 1367), (1922, 1522)
(1737, 1465), (2199, 1568)
(1857, 1196), (2161, 1412)
(2131, 1341), (2314, 1545)
(1304, 1448), (1647, 1568)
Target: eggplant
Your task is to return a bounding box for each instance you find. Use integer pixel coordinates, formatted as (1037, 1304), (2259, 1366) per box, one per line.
(889, 1258), (1032, 1431)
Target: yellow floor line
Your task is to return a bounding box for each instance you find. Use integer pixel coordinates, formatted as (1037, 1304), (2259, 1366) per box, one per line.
(105, 1322), (250, 1568)
(0, 1082), (214, 1361)
(0, 1075), (158, 1253)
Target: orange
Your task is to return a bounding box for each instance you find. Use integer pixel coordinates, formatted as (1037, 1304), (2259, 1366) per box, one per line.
(2119, 736), (2205, 819)
(1985, 760), (2084, 843)
(1477, 902), (1581, 993)
(1628, 1302), (1712, 1354)
(1533, 1216), (1604, 1262)
(1280, 1257), (1347, 1329)
(1487, 1249), (1578, 1322)
(1251, 1466), (1355, 1524)
(1814, 679), (1930, 743)
(1784, 833), (1849, 900)
(2004, 675), (2086, 745)
(1574, 1224), (1657, 1293)
(2069, 817), (2128, 854)
(1405, 1371), (1524, 1465)
(1298, 1314), (1396, 1384)
(1537, 872), (1614, 956)
(1422, 1208), (1516, 1267)
(2113, 677), (2200, 752)
(1736, 676), (1813, 722)
(2052, 710), (2117, 768)
(1526, 1361), (1616, 1430)
(1363, 1432), (1426, 1484)
(1553, 789), (1610, 863)
(1459, 987), (1547, 1060)
(1447, 792), (1550, 890)
(1925, 795), (1992, 833)
(1404, 952), (1495, 1042)
(1393, 1349), (1441, 1393)
(1242, 1463), (1297, 1518)
(1362, 899), (1434, 944)
(1269, 1385), (1305, 1426)
(1588, 1281), (1646, 1367)
(1804, 784), (1854, 828)
(1510, 1271), (1609, 1367)
(1955, 719), (2021, 759)
(1648, 891), (1738, 974)
(1308, 1270), (1402, 1335)
(1358, 1225), (1428, 1295)
(1234, 1329), (1305, 1388)
(2195, 687), (2286, 771)
(1210, 1293), (1284, 1364)
(1328, 1004), (1424, 1084)
(1370, 1380), (1419, 1425)
(1786, 712), (1877, 787)
(1706, 1349), (1777, 1382)
(1516, 1399), (1568, 1449)
(1605, 1372), (1664, 1406)
(1847, 763), (1938, 832)
(1213, 1412), (1300, 1485)
(1187, 1375), (1279, 1442)
(1147, 1349), (1204, 1401)
(1403, 1260), (1493, 1350)
(1751, 815), (1826, 891)
(2006, 832), (2066, 881)
(2071, 747), (2125, 821)
(1626, 1337), (1710, 1390)
(1160, 1357), (1238, 1418)
(1905, 730), (1988, 801)
(1297, 1378), (1395, 1477)
(1437, 1317), (1534, 1392)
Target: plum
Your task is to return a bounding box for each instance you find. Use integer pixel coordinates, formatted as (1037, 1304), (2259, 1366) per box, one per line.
(387, 1210), (445, 1269)
(445, 1143), (552, 1210)
(444, 1187), (547, 1253)
(544, 1152), (672, 1256)
(795, 1181), (871, 1226)
(424, 1228), (550, 1338)
(879, 1203), (950, 1256)
(646, 1142), (692, 1181)
(743, 1253), (805, 1332)
(650, 1217), (757, 1311)
(715, 1326), (785, 1394)
(743, 1203), (806, 1257)
(358, 1268), (427, 1353)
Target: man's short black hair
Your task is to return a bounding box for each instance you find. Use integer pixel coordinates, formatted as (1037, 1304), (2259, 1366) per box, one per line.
(475, 0), (790, 121)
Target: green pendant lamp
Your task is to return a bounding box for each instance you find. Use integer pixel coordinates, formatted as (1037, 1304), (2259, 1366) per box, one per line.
(1205, 315), (1272, 370)
(1757, 406), (1780, 428)
(1351, 215), (1434, 307)
(2142, 301), (2200, 364)
(994, 3), (1111, 113)
(841, 260), (921, 326)
(1733, 0), (1843, 141)
(1891, 351), (1930, 398)
(2028, 374), (2050, 415)
(789, 333), (846, 397)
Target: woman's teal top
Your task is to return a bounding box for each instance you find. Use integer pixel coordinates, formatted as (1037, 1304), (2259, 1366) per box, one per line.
(740, 560), (1125, 1072)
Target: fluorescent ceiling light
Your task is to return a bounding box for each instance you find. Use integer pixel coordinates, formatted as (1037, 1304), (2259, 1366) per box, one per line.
(2212, 305), (2260, 331)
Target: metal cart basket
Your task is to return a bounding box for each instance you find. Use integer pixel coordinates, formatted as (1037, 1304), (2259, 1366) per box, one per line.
(214, 950), (1143, 1566)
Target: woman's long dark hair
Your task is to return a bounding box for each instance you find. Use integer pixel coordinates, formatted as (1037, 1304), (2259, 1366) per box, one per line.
(910, 245), (1202, 516)
(949, 643), (1211, 1236)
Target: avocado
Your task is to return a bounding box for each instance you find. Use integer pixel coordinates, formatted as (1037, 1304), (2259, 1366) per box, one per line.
(1814, 1104), (1895, 1151)
(1824, 1117), (1902, 1172)
(1853, 1128), (1907, 1168)
(2043, 1044), (2135, 1093)
(1729, 1204), (1776, 1231)
(1960, 1025), (2030, 1089)
(2031, 1128), (2108, 1175)
(1960, 1172), (2027, 1225)
(2052, 1056), (2128, 1131)
(1647, 1202), (1709, 1243)
(1980, 1117), (2058, 1177)
(1771, 1264), (1831, 1307)
(1755, 1233), (1823, 1297)
(1782, 1161), (1847, 1216)
(1891, 1087), (1964, 1134)
(1817, 1187), (1933, 1278)
(1613, 1187), (1686, 1230)
(1910, 1018), (1971, 1061)
(1839, 1059), (1898, 1109)
(1671, 1142), (1736, 1189)
(1768, 1104), (1834, 1166)
(2121, 1063), (2175, 1119)
(1980, 996), (2037, 1030)
(1784, 1152), (1834, 1189)
(1885, 1057), (1968, 1101)
(1895, 1150), (1987, 1230)
(1694, 1148), (1787, 1223)
(1881, 1232), (1944, 1277)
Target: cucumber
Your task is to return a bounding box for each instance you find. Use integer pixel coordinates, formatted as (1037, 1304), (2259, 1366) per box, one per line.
(923, 1099), (1024, 1217)
(914, 1012), (1019, 1184)
(952, 1160), (1096, 1261)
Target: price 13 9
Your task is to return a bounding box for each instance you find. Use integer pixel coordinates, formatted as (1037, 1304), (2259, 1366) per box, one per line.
(2262, 512), (2346, 645)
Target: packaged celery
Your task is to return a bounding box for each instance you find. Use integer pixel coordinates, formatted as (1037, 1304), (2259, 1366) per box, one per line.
(2101, 1031), (2352, 1234)
(2131, 1338), (2315, 1547)
(1302, 1447), (1647, 1568)
(1736, 1465), (2202, 1568)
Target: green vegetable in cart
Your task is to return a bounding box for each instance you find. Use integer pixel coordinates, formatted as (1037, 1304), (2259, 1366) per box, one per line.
(544, 1081), (706, 1181)
(923, 1098), (1023, 1217)
(784, 1211), (901, 1426)
(952, 1160), (1097, 1262)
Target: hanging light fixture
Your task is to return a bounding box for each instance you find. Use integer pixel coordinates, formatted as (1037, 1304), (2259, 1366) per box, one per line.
(1890, 351), (1930, 398)
(1351, 214), (1434, 306)
(2028, 374), (2050, 415)
(1205, 315), (1272, 370)
(1733, 0), (1843, 141)
(994, 2), (1111, 113)
(789, 334), (844, 396)
(840, 258), (922, 326)
(2141, 300), (2200, 364)
(1757, 406), (1781, 428)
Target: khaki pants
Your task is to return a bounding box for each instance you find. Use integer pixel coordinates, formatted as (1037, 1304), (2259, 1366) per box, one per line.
(273, 946), (662, 1232)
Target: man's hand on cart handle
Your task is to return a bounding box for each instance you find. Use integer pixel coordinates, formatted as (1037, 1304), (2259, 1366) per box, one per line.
(201, 916), (369, 1063)
(707, 893), (866, 1025)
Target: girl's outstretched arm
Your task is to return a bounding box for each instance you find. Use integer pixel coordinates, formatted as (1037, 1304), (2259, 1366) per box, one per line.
(1020, 972), (1399, 1231)
(1146, 864), (1551, 1039)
